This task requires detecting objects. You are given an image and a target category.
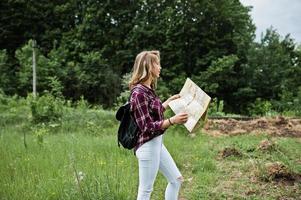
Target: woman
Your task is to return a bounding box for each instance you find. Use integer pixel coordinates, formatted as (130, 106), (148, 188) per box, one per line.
(129, 50), (188, 200)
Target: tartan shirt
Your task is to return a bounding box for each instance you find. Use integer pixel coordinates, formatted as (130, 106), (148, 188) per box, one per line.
(130, 84), (166, 152)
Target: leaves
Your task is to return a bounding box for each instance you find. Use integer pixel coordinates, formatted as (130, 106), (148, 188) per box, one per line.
(0, 1), (300, 114)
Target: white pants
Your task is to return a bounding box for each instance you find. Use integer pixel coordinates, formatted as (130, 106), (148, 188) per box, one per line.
(136, 135), (183, 200)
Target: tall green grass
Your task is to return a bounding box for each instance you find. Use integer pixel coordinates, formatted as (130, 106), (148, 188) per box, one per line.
(1, 95), (300, 199)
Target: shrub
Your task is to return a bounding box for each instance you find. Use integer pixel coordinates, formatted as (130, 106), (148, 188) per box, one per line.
(32, 124), (49, 147)
(208, 98), (225, 116)
(248, 98), (273, 116)
(0, 89), (8, 105)
(275, 87), (301, 116)
(29, 93), (64, 123)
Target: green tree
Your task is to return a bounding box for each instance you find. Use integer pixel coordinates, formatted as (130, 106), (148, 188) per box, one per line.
(15, 40), (58, 96)
(0, 50), (11, 92)
(235, 27), (300, 114)
(194, 54), (239, 112)
(0, 0), (80, 54)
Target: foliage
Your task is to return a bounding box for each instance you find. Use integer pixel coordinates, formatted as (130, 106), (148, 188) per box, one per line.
(275, 87), (301, 116)
(15, 40), (57, 96)
(194, 54), (239, 113)
(1, 102), (301, 199)
(115, 73), (131, 108)
(47, 76), (64, 98)
(32, 124), (49, 147)
(208, 98), (225, 116)
(0, 50), (9, 91)
(0, 1), (300, 115)
(78, 51), (120, 106)
(0, 0), (255, 110)
(247, 98), (273, 116)
(0, 92), (30, 126)
(29, 94), (64, 124)
(236, 28), (301, 114)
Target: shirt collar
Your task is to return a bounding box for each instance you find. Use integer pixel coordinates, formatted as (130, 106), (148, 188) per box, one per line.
(134, 83), (156, 96)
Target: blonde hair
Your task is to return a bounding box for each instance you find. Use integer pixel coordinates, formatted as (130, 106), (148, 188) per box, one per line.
(129, 50), (160, 89)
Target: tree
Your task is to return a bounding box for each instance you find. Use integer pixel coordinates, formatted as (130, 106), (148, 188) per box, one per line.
(194, 54), (239, 111)
(235, 27), (300, 113)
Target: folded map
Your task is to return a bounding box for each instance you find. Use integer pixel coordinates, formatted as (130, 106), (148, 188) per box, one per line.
(168, 78), (211, 132)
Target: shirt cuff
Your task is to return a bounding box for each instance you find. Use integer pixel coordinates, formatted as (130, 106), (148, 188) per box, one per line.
(158, 120), (165, 131)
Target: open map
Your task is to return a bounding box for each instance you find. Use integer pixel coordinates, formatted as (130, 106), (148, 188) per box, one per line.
(168, 78), (211, 132)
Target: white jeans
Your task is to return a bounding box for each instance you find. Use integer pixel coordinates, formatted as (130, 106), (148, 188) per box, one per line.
(136, 135), (183, 200)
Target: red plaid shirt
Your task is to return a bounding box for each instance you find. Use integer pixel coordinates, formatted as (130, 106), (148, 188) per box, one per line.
(130, 84), (166, 151)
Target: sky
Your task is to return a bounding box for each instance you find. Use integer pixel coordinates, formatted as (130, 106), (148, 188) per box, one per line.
(239, 0), (301, 43)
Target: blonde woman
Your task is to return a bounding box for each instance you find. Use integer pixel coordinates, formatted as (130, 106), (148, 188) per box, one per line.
(129, 50), (188, 200)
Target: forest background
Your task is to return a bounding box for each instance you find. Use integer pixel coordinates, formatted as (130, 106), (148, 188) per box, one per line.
(1, 1), (301, 199)
(1, 0), (301, 116)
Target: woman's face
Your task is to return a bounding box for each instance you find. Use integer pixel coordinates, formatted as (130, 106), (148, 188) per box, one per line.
(152, 59), (161, 78)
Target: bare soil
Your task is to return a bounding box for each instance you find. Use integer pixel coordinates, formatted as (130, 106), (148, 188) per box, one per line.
(203, 116), (301, 137)
(264, 162), (301, 185)
(218, 147), (242, 159)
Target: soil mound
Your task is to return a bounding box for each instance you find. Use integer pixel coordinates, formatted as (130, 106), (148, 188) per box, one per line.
(218, 147), (242, 159)
(204, 117), (301, 137)
(264, 162), (301, 185)
(257, 139), (276, 151)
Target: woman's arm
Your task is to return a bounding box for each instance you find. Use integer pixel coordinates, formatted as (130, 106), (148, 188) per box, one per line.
(161, 113), (189, 129)
(132, 92), (187, 132)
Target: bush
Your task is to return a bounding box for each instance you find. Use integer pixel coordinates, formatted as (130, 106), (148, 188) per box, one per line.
(0, 89), (8, 105)
(32, 124), (49, 147)
(208, 98), (225, 116)
(29, 93), (64, 123)
(248, 98), (273, 116)
(0, 93), (30, 126)
(274, 87), (301, 116)
(114, 73), (131, 109)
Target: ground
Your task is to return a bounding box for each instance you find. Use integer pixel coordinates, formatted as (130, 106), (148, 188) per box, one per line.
(203, 116), (301, 138)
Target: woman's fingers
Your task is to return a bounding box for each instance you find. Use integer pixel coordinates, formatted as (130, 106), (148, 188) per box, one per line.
(172, 113), (189, 124)
(182, 116), (188, 122)
(178, 113), (188, 123)
(169, 94), (181, 101)
(179, 113), (188, 118)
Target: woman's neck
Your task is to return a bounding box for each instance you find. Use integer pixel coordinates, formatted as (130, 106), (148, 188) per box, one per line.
(141, 78), (152, 89)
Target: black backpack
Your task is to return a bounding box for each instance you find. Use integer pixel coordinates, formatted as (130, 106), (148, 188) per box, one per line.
(115, 94), (139, 149)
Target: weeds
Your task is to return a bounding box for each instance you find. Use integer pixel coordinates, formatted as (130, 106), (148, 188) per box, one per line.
(0, 95), (300, 199)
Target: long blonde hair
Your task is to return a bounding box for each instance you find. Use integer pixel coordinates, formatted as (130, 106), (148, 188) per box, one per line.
(129, 50), (160, 89)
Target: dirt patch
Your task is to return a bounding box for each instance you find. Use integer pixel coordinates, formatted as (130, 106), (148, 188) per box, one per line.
(257, 139), (276, 151)
(218, 147), (242, 159)
(204, 116), (301, 137)
(264, 162), (301, 185)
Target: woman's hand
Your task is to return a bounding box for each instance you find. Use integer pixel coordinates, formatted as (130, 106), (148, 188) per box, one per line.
(168, 94), (181, 102)
(162, 94), (181, 109)
(170, 113), (188, 125)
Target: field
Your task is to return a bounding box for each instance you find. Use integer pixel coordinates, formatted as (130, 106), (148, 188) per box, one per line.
(0, 100), (300, 200)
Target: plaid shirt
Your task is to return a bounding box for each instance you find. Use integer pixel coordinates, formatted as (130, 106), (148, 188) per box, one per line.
(130, 84), (166, 151)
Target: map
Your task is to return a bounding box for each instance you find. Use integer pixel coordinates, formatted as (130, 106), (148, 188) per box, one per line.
(168, 78), (211, 132)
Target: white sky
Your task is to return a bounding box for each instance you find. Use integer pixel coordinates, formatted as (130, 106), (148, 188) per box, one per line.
(240, 0), (301, 43)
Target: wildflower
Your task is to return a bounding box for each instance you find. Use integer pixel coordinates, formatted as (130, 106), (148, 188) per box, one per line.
(74, 171), (85, 184)
(78, 171), (85, 181)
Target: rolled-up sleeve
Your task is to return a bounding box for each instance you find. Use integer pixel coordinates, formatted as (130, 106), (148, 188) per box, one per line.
(132, 92), (164, 134)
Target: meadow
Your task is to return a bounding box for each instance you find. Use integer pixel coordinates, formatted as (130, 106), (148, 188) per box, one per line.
(0, 96), (300, 200)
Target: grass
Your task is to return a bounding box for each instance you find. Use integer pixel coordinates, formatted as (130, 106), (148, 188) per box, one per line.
(0, 101), (301, 199)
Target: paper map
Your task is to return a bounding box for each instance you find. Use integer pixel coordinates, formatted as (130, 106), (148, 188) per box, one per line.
(168, 78), (211, 132)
